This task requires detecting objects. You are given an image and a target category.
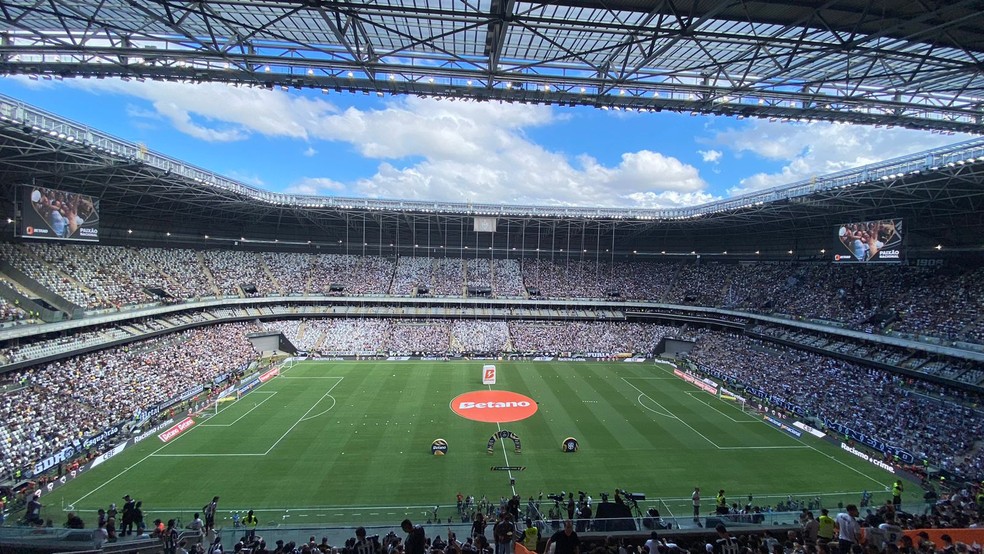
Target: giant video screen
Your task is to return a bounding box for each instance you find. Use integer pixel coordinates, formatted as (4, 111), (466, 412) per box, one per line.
(834, 219), (902, 263)
(18, 185), (99, 242)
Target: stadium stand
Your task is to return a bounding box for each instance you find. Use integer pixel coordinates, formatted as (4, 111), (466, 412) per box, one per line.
(0, 322), (259, 480)
(686, 331), (984, 480)
(3, 314), (980, 494)
(1, 244), (982, 345)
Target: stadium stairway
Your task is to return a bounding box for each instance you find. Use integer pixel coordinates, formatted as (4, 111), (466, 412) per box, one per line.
(259, 256), (283, 295)
(197, 251), (222, 296)
(312, 328), (328, 352)
(296, 320), (309, 345)
(0, 260), (81, 320)
(449, 334), (463, 352)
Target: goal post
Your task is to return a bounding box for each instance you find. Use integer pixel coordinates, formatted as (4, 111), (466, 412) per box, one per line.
(215, 394), (238, 415)
(719, 387), (753, 415)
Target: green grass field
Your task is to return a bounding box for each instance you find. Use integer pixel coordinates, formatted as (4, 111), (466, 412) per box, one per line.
(41, 360), (898, 528)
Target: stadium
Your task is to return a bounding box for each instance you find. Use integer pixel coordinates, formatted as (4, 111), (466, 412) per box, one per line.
(1, 1), (984, 553)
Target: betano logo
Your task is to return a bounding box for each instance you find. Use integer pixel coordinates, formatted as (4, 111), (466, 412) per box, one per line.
(451, 390), (538, 423)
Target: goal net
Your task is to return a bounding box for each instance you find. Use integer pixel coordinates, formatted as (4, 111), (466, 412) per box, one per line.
(215, 394), (238, 415)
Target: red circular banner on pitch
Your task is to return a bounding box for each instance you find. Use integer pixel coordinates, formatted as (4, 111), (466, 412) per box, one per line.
(451, 390), (538, 423)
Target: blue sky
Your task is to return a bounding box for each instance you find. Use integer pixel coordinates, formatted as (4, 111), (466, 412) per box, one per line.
(0, 76), (971, 208)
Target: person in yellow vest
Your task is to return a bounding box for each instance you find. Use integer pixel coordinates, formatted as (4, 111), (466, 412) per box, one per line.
(817, 508), (835, 544)
(243, 509), (259, 542)
(715, 490), (728, 515)
(892, 480), (903, 508)
(522, 518), (539, 551)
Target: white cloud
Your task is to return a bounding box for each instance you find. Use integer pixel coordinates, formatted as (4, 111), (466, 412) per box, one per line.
(625, 190), (720, 208)
(224, 171), (266, 188)
(124, 104), (160, 121)
(699, 149), (722, 163)
(303, 146), (318, 157)
(713, 120), (971, 195)
(350, 146), (712, 208)
(286, 177), (346, 195)
(65, 79), (331, 141)
(51, 78), (715, 208)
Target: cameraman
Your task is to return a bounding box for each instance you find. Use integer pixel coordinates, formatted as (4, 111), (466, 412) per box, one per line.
(577, 502), (592, 533)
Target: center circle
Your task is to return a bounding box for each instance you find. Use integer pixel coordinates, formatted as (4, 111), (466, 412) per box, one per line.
(450, 390), (538, 423)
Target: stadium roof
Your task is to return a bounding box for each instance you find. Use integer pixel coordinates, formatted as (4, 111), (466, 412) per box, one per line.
(1, 1), (984, 133)
(2, 92), (984, 256)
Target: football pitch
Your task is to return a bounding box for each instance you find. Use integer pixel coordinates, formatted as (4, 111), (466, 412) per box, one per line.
(44, 360), (896, 528)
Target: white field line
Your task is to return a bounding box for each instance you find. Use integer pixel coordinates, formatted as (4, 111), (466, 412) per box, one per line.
(280, 376), (347, 379)
(299, 396), (337, 422)
(623, 378), (808, 451)
(651, 365), (889, 487)
(262, 377), (343, 455)
(487, 383), (518, 497)
(683, 391), (758, 423)
(622, 377), (721, 448)
(153, 376), (343, 458)
(201, 391), (278, 427)
(635, 394), (676, 418)
(67, 366), (302, 506)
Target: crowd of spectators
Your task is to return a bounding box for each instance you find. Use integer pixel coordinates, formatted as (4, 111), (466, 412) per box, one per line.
(431, 259), (466, 297)
(508, 322), (675, 355)
(0, 295), (28, 326)
(0, 326), (131, 364)
(748, 326), (984, 386)
(685, 330), (984, 481)
(261, 252), (310, 295)
(203, 250), (278, 297)
(387, 322), (452, 353)
(392, 257), (435, 296)
(0, 242), (982, 345)
(491, 259), (526, 298)
(0, 322), (259, 479)
(451, 320), (510, 353)
(0, 318), (685, 479)
(140, 247), (216, 299)
(2, 240), (984, 494)
(246, 319), (678, 358)
(307, 319), (391, 353)
(41, 486), (984, 554)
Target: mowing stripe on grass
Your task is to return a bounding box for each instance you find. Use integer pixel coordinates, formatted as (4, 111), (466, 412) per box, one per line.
(201, 391), (278, 427)
(622, 377), (808, 451)
(155, 377), (342, 456)
(487, 383), (518, 497)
